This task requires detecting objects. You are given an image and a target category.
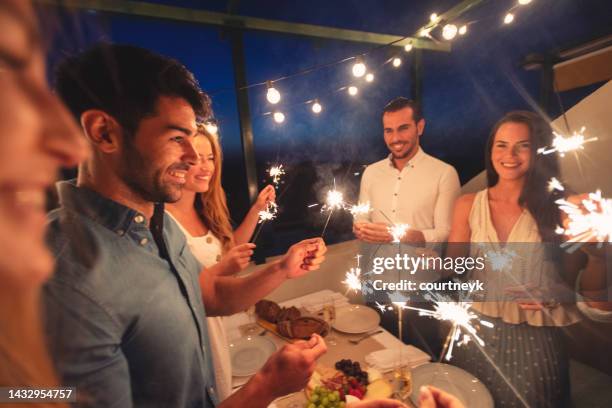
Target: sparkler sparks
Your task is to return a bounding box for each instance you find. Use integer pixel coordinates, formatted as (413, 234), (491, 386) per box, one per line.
(388, 224), (410, 243)
(556, 190), (612, 248)
(485, 248), (518, 272)
(537, 127), (598, 157)
(375, 301), (394, 314)
(402, 297), (493, 361)
(547, 177), (565, 192)
(349, 202), (371, 218)
(342, 267), (362, 293)
(257, 201), (278, 223)
(323, 189), (345, 212)
(268, 165), (285, 185)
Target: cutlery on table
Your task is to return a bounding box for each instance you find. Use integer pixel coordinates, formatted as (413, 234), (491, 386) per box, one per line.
(348, 330), (383, 345)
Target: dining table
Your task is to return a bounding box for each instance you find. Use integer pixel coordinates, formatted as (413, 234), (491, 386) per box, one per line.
(223, 289), (426, 408)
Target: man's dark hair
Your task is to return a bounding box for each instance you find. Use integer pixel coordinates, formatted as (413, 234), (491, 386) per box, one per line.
(382, 97), (423, 122)
(55, 43), (210, 137)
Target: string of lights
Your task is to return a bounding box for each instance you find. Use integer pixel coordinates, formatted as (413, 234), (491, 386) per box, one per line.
(202, 0), (537, 130)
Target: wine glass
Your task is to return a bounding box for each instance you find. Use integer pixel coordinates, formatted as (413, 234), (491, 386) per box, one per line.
(241, 305), (260, 336)
(322, 297), (338, 346)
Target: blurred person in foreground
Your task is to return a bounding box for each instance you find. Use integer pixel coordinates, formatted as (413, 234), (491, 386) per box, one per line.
(0, 0), (87, 403)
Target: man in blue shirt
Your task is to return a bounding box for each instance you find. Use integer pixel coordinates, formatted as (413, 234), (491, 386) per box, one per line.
(44, 43), (327, 408)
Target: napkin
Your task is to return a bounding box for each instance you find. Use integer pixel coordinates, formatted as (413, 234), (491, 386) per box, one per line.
(365, 345), (431, 372)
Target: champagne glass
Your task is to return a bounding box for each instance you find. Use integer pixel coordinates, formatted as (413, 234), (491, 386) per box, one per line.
(392, 364), (412, 402)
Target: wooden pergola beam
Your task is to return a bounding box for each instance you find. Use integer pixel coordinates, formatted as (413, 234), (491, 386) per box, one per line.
(37, 0), (452, 52)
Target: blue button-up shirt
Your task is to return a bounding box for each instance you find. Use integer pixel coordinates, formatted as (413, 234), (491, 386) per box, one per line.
(43, 180), (217, 407)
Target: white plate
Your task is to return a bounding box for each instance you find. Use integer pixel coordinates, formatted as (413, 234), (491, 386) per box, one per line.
(229, 336), (277, 377)
(410, 363), (493, 408)
(332, 304), (381, 334)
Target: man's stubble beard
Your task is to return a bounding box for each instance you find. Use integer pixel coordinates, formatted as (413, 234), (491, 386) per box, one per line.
(120, 140), (182, 204)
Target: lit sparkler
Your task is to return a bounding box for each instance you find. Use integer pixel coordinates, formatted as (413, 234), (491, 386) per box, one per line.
(342, 267), (362, 293)
(537, 127), (598, 157)
(257, 201), (278, 223)
(547, 177), (565, 192)
(349, 202), (371, 218)
(388, 224), (410, 243)
(322, 189), (345, 212)
(319, 180), (346, 237)
(556, 190), (612, 250)
(268, 164), (285, 186)
(402, 296), (493, 361)
(375, 301), (394, 314)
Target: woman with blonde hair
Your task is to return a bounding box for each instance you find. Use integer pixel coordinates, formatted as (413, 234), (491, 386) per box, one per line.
(166, 127), (276, 400)
(0, 0), (88, 402)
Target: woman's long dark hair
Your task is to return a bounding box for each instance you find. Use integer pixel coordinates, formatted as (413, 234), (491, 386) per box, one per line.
(485, 111), (562, 243)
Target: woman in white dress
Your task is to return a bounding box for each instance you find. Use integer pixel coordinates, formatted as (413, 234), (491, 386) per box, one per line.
(447, 111), (609, 407)
(166, 127), (275, 401)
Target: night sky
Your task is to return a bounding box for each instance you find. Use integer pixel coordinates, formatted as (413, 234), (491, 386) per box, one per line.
(42, 0), (612, 255)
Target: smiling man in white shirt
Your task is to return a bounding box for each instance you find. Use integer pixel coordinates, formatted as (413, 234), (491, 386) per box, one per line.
(354, 97), (460, 246)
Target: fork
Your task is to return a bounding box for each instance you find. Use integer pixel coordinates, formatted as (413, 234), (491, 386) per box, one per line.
(348, 330), (383, 345)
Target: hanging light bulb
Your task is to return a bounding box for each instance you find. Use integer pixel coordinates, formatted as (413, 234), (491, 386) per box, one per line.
(459, 25), (468, 35)
(518, 0), (532, 5)
(312, 100), (322, 114)
(504, 13), (515, 24)
(419, 27), (432, 37)
(273, 111), (285, 123)
(442, 24), (458, 40)
(266, 81), (281, 104)
(352, 57), (367, 78)
(348, 86), (358, 96)
(203, 121), (218, 135)
(365, 73), (374, 82)
(392, 57), (402, 67)
(404, 43), (413, 52)
(430, 13), (439, 23)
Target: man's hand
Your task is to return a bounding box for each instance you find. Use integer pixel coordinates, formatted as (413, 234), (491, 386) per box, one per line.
(353, 222), (392, 243)
(418, 386), (464, 408)
(217, 243), (256, 275)
(279, 238), (327, 279)
(354, 222), (425, 245)
(256, 334), (327, 400)
(253, 184), (276, 212)
(347, 399), (409, 408)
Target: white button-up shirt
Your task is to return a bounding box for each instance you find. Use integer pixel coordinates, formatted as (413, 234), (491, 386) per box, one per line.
(357, 147), (461, 243)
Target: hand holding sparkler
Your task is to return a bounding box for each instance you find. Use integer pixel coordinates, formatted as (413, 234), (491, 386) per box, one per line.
(253, 184), (276, 212)
(353, 222), (394, 243)
(279, 237), (327, 278)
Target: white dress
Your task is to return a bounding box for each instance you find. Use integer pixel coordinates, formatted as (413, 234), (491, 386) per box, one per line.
(166, 212), (232, 401)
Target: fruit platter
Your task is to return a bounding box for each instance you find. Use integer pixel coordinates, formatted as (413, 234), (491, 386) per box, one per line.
(305, 359), (393, 406)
